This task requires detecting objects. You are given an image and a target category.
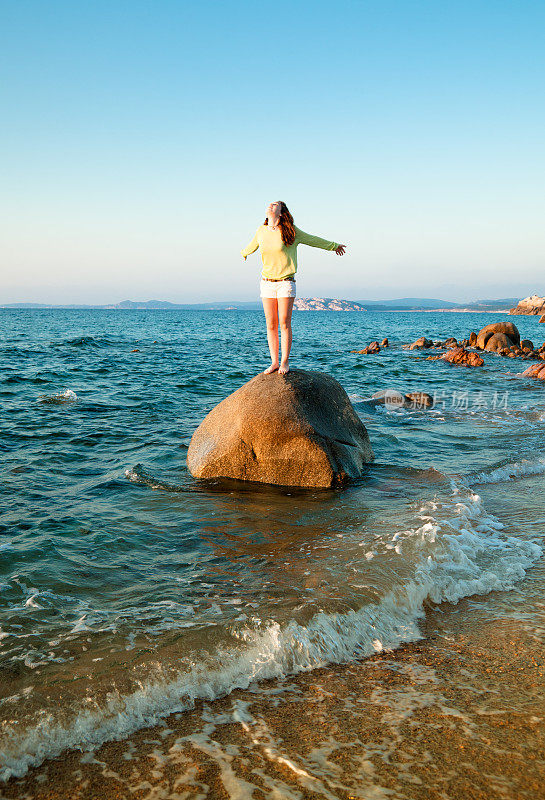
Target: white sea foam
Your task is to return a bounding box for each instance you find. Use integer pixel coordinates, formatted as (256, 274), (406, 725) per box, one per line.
(0, 481), (541, 782)
(124, 465), (179, 491)
(125, 467), (142, 483)
(467, 457), (545, 486)
(38, 388), (78, 404)
(23, 594), (42, 609)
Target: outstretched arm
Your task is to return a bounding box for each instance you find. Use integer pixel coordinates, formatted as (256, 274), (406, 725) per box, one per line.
(241, 229), (260, 260)
(295, 226), (346, 255)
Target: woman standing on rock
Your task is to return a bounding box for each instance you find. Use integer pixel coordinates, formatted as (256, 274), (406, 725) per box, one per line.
(241, 201), (346, 375)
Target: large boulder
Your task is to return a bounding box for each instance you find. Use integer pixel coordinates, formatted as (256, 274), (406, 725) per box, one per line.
(485, 332), (513, 352)
(510, 295), (545, 316)
(476, 321), (520, 349)
(187, 369), (374, 488)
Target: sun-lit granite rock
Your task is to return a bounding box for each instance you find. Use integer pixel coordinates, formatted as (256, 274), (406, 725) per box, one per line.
(509, 295), (545, 315)
(293, 298), (367, 311)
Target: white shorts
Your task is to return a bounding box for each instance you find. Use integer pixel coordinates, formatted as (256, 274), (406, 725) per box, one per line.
(259, 277), (297, 299)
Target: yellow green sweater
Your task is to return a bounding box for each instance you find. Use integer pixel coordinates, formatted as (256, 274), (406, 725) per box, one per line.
(241, 224), (340, 280)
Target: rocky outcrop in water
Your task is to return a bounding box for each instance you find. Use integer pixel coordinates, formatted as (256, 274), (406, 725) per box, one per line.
(187, 369), (374, 488)
(370, 389), (434, 408)
(401, 320), (545, 364)
(471, 322), (545, 360)
(521, 363), (545, 380)
(476, 322), (520, 349)
(407, 336), (433, 350)
(403, 336), (465, 350)
(352, 341), (381, 354)
(427, 347), (484, 367)
(484, 332), (513, 353)
(509, 296), (545, 316)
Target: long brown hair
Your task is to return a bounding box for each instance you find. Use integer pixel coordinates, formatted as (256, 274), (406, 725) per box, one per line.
(263, 201), (296, 246)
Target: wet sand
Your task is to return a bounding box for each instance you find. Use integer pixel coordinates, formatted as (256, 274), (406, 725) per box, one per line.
(3, 594), (544, 800)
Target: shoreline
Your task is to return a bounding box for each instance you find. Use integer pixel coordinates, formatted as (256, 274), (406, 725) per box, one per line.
(3, 552), (544, 800)
(367, 308), (512, 313)
(0, 305), (519, 313)
(2, 600), (544, 800)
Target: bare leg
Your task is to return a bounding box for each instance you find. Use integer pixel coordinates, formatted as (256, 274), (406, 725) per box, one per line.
(278, 297), (294, 374)
(261, 297), (279, 373)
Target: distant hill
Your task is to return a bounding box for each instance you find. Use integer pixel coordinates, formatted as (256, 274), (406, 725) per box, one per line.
(1, 299), (263, 311)
(360, 297), (519, 311)
(363, 297), (459, 309)
(1, 297), (520, 312)
(462, 298), (520, 311)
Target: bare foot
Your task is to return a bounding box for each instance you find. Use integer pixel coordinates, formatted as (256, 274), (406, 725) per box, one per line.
(263, 363), (279, 374)
(278, 361), (290, 374)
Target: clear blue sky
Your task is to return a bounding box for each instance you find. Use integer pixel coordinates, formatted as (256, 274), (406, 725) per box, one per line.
(1, 0), (544, 304)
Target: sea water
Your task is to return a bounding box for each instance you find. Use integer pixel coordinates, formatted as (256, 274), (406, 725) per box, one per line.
(1, 308), (544, 793)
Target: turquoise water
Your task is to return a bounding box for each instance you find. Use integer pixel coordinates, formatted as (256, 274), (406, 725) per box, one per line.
(1, 308), (544, 782)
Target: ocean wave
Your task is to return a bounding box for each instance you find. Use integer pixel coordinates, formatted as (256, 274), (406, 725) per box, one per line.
(38, 389), (78, 404)
(466, 457), (545, 486)
(124, 463), (187, 492)
(1, 479), (541, 782)
(58, 336), (103, 347)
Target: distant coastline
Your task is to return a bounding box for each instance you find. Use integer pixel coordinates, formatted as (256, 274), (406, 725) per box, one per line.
(381, 307), (511, 314)
(1, 296), (521, 313)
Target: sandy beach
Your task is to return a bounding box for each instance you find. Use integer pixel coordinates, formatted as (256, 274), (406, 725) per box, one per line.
(3, 589), (544, 800)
